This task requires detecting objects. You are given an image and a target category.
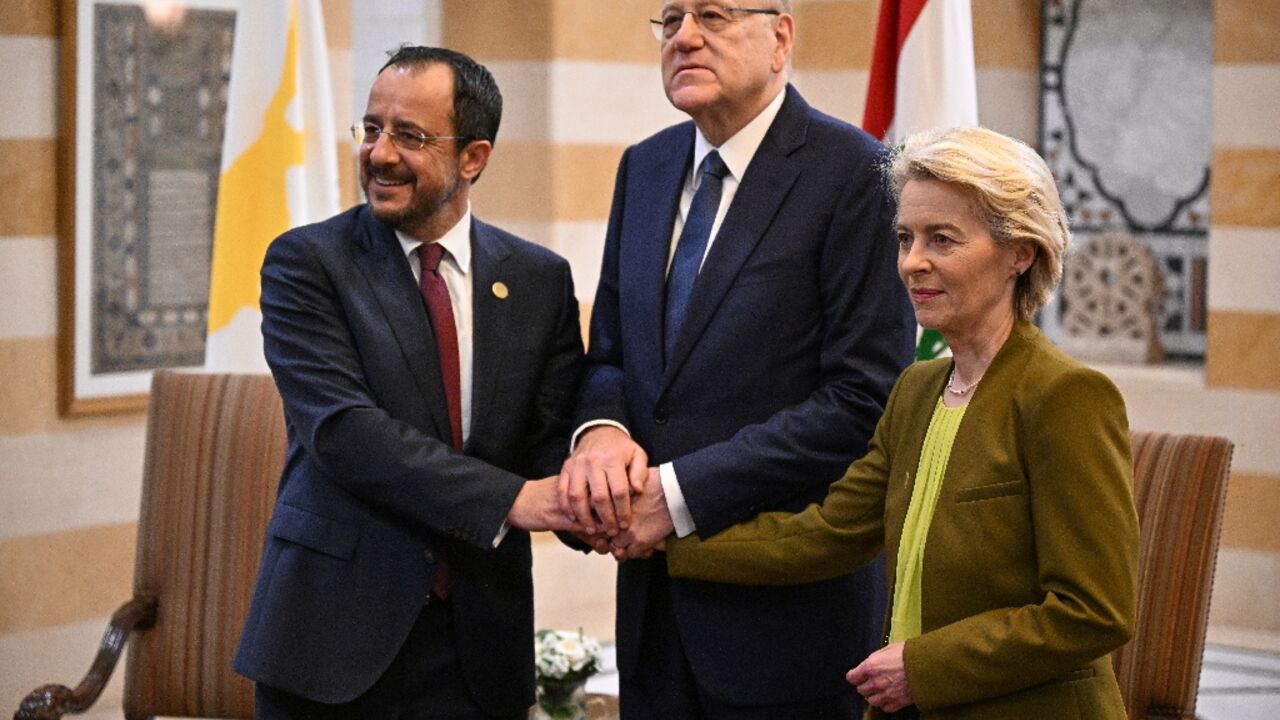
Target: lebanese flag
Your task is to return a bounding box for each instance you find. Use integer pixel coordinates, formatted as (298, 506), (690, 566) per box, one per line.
(863, 0), (977, 359)
(862, 0), (978, 144)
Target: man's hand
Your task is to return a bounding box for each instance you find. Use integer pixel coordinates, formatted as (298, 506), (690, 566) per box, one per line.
(559, 425), (648, 536)
(608, 467), (674, 561)
(571, 531), (613, 555)
(507, 476), (582, 532)
(846, 642), (913, 712)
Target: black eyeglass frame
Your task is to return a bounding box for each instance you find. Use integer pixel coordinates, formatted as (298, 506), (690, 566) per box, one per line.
(649, 5), (782, 42)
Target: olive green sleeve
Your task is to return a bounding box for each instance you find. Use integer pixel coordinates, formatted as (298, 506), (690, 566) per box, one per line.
(665, 399), (893, 586)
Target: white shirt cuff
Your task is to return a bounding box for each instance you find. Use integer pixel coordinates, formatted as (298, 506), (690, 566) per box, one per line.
(492, 521), (510, 548)
(660, 462), (696, 538)
(570, 419), (631, 452)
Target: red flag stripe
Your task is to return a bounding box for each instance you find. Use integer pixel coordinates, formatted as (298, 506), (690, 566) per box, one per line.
(862, 0), (929, 140)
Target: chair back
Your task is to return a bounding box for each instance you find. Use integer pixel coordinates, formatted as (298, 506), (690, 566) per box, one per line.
(1113, 430), (1233, 720)
(122, 371), (286, 719)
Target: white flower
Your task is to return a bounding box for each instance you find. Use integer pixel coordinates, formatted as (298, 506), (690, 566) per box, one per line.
(534, 628), (604, 682)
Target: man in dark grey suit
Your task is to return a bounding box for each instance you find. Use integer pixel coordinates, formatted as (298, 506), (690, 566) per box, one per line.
(559, 2), (915, 718)
(234, 46), (583, 719)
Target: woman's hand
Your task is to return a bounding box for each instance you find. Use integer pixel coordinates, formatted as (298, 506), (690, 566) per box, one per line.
(847, 642), (914, 712)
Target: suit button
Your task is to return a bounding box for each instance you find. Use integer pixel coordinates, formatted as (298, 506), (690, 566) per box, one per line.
(654, 404), (668, 424)
(423, 549), (435, 564)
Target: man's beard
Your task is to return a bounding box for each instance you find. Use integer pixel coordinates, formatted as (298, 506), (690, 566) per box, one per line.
(362, 165), (461, 235)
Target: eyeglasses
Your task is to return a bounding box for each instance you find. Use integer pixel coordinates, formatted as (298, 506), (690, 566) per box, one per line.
(650, 4), (781, 42)
(351, 123), (468, 152)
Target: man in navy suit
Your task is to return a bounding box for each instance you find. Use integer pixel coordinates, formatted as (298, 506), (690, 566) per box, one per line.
(234, 47), (583, 719)
(560, 2), (914, 717)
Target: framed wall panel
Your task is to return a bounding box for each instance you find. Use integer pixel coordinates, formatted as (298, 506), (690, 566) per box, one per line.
(57, 0), (236, 414)
(1038, 0), (1212, 360)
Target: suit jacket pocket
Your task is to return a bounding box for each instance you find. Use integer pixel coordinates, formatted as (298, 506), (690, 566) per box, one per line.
(730, 256), (805, 288)
(269, 503), (360, 560)
(1054, 667), (1097, 683)
(954, 480), (1024, 503)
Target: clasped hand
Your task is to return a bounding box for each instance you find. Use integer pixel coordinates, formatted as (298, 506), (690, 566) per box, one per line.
(557, 426), (673, 560)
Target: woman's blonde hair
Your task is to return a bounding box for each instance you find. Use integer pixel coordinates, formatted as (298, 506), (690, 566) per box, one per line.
(887, 126), (1069, 322)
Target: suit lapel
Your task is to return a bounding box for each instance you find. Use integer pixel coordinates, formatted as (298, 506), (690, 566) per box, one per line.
(353, 210), (452, 442)
(661, 87), (808, 389)
(467, 219), (513, 450)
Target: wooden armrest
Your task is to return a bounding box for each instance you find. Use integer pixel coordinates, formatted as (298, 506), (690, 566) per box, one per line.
(13, 596), (158, 720)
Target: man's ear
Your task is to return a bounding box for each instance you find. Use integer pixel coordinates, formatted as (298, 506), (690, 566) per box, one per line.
(458, 140), (492, 182)
(771, 13), (795, 73)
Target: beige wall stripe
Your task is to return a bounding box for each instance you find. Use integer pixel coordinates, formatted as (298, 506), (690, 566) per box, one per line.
(1208, 548), (1280, 634)
(0, 336), (62, 436)
(0, 425), (147, 541)
(552, 0), (660, 64)
(1208, 227), (1280, 314)
(972, 0), (1041, 70)
(1215, 0), (1280, 64)
(793, 0), (877, 72)
(0, 237), (56, 340)
(472, 142), (623, 223)
(553, 144), (625, 221)
(1210, 148), (1280, 228)
(1205, 310), (1280, 391)
(0, 138), (56, 237)
(1212, 65), (1280, 150)
(976, 68), (1039, 144)
(0, 336), (144, 437)
(471, 142), (555, 222)
(0, 0), (57, 36)
(791, 68), (870, 126)
(0, 36), (57, 138)
(337, 138), (359, 211)
(1221, 473), (1280, 554)
(443, 0), (552, 61)
(319, 0), (351, 50)
(0, 523), (136, 634)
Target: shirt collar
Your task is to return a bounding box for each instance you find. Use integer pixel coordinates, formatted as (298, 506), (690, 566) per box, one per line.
(396, 207), (472, 275)
(691, 86), (786, 185)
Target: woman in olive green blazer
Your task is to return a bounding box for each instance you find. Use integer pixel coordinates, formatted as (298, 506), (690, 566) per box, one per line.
(664, 127), (1139, 720)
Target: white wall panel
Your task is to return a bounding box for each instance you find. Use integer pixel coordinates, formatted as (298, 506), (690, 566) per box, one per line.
(1208, 228), (1280, 313)
(0, 237), (56, 339)
(0, 426), (146, 541)
(0, 36), (56, 139)
(1213, 65), (1280, 149)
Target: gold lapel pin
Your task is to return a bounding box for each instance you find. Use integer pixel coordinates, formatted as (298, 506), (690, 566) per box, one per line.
(492, 281), (509, 299)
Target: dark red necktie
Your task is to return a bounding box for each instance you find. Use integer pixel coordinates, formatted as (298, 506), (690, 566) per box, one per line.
(419, 242), (463, 451)
(418, 241), (459, 598)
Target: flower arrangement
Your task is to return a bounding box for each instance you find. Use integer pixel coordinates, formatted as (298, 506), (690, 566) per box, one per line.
(534, 627), (604, 683)
(533, 628), (604, 720)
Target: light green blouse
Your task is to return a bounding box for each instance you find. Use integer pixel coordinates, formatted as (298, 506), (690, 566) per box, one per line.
(889, 396), (967, 643)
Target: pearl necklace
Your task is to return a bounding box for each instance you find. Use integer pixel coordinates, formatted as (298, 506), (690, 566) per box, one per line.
(946, 368), (983, 396)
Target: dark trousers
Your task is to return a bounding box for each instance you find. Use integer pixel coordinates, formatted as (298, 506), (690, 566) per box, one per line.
(619, 558), (862, 720)
(255, 598), (524, 720)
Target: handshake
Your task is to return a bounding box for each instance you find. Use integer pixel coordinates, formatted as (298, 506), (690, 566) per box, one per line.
(506, 426), (672, 560)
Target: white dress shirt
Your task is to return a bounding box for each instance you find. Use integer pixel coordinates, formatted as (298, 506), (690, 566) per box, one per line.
(397, 209), (474, 445)
(574, 87), (788, 538)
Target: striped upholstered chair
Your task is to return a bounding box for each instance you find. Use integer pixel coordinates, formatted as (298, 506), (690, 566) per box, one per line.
(1113, 431), (1234, 720)
(16, 371), (286, 720)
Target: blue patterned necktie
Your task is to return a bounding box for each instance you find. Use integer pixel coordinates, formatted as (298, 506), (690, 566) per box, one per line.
(665, 150), (728, 361)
